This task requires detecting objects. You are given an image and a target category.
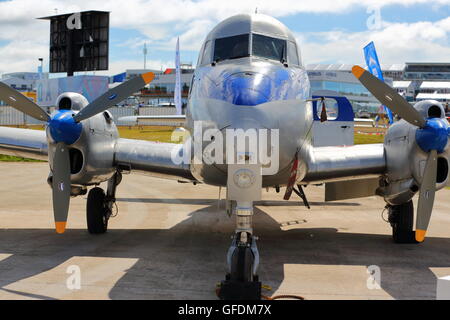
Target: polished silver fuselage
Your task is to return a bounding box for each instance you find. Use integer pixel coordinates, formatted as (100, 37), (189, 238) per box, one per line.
(186, 58), (311, 187)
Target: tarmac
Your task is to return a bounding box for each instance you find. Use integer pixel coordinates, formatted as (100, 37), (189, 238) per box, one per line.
(1, 162), (450, 300)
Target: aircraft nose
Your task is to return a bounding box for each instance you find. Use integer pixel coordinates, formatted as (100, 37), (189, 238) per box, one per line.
(223, 72), (272, 106)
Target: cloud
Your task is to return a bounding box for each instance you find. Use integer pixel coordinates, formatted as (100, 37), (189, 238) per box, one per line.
(0, 40), (47, 75)
(300, 16), (450, 65)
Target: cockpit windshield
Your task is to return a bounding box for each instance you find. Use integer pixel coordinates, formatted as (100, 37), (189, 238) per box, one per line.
(214, 34), (249, 63)
(212, 33), (287, 64)
(252, 34), (286, 62)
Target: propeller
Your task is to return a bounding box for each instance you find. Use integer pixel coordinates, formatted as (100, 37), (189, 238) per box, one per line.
(352, 65), (449, 242)
(415, 150), (437, 242)
(73, 72), (154, 122)
(52, 142), (71, 234)
(352, 66), (426, 128)
(0, 82), (50, 122)
(0, 72), (155, 233)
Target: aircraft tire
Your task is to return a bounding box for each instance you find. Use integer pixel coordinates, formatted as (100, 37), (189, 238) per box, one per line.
(230, 241), (254, 282)
(87, 187), (108, 234)
(389, 200), (417, 244)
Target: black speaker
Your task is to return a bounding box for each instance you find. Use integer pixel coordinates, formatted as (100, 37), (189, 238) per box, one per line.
(39, 11), (109, 75)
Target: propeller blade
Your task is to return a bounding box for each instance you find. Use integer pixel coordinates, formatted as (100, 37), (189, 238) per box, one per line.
(73, 72), (155, 122)
(415, 149), (438, 242)
(352, 66), (426, 128)
(52, 142), (71, 234)
(0, 82), (50, 122)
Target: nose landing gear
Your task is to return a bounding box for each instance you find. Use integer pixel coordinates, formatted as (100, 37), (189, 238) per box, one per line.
(219, 202), (262, 300)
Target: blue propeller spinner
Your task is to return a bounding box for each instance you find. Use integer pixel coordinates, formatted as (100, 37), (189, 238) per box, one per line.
(48, 110), (83, 145)
(416, 118), (450, 154)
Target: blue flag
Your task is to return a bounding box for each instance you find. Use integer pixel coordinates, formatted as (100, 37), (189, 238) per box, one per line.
(112, 72), (126, 83)
(363, 41), (394, 124)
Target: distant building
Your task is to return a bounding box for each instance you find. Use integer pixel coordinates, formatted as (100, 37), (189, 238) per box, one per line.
(416, 82), (450, 102)
(401, 63), (450, 102)
(404, 63), (450, 81)
(125, 69), (162, 80)
(36, 75), (109, 107)
(306, 64), (392, 113)
(126, 65), (194, 106)
(0, 72), (47, 106)
(1, 72), (48, 92)
(307, 62), (450, 107)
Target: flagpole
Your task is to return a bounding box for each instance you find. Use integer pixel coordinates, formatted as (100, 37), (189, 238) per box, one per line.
(174, 37), (182, 116)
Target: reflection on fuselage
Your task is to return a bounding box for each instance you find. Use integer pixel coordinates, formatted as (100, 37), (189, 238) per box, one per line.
(185, 58), (311, 187)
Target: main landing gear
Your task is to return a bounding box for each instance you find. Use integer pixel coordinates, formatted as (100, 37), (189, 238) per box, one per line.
(219, 201), (261, 300)
(86, 171), (121, 234)
(387, 200), (417, 244)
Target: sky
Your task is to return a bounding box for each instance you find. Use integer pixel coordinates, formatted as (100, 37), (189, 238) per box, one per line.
(0, 0), (449, 77)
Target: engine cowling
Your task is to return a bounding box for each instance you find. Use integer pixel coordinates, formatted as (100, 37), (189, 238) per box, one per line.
(47, 93), (119, 187)
(378, 100), (450, 205)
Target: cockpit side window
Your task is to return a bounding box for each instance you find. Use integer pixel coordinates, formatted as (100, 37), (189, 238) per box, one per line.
(213, 34), (249, 63)
(287, 41), (300, 66)
(200, 40), (212, 65)
(252, 34), (286, 63)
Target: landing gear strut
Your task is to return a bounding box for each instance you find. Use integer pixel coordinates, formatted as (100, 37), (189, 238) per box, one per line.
(388, 200), (417, 243)
(86, 171), (121, 234)
(219, 201), (261, 300)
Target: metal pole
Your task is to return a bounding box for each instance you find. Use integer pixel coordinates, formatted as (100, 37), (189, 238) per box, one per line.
(67, 30), (74, 77)
(143, 43), (148, 70)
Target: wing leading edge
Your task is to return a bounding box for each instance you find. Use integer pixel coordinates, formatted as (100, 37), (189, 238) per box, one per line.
(0, 126), (48, 160)
(119, 115), (186, 127)
(114, 138), (195, 182)
(303, 143), (386, 183)
(0, 126), (195, 182)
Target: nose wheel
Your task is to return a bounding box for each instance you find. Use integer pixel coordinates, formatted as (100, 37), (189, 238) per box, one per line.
(86, 187), (109, 234)
(219, 232), (261, 300)
(388, 200), (417, 244)
(86, 171), (121, 234)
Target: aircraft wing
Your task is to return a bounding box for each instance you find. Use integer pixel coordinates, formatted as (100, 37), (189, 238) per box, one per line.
(301, 143), (386, 201)
(114, 138), (195, 182)
(303, 143), (386, 183)
(0, 126), (48, 160)
(0, 126), (195, 182)
(119, 115), (186, 126)
(353, 118), (374, 127)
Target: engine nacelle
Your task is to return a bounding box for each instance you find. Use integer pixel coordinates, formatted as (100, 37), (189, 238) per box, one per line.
(56, 92), (89, 111)
(47, 93), (119, 187)
(378, 100), (450, 205)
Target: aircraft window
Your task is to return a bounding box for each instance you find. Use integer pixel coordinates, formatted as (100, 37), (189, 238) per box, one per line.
(317, 98), (339, 121)
(213, 34), (249, 62)
(252, 34), (286, 62)
(201, 40), (212, 65)
(287, 41), (300, 66)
